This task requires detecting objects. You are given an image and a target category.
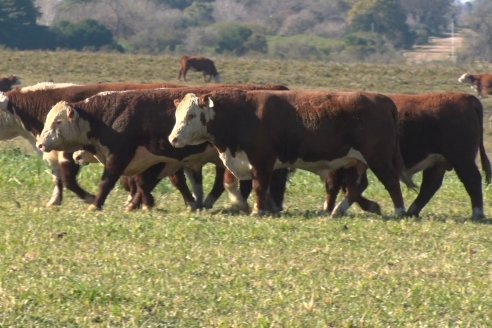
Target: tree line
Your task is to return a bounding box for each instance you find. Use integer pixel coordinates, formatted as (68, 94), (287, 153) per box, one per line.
(1, 0), (490, 62)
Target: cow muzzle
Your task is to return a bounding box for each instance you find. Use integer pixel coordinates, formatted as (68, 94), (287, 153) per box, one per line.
(169, 136), (185, 148)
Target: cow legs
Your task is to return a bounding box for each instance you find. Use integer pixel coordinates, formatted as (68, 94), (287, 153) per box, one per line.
(370, 164), (406, 217)
(47, 171), (64, 207)
(203, 165), (226, 209)
(60, 156), (95, 204)
(185, 168), (204, 208)
(251, 162), (277, 215)
(452, 160), (485, 220)
(169, 168), (197, 210)
(223, 169), (250, 213)
(407, 165), (446, 217)
(325, 169), (381, 215)
(270, 168), (289, 211)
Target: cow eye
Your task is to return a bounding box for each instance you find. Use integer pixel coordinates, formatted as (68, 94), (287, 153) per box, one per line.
(187, 113), (196, 121)
(56, 120), (62, 125)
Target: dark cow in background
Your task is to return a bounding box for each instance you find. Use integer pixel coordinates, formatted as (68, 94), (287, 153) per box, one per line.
(36, 85), (289, 211)
(0, 81), (185, 207)
(458, 73), (492, 98)
(325, 92), (491, 220)
(0, 75), (20, 91)
(169, 89), (414, 216)
(178, 56), (221, 83)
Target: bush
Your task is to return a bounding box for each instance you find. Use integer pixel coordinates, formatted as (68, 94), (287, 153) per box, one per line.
(51, 19), (121, 51)
(214, 23), (252, 55)
(268, 35), (344, 60)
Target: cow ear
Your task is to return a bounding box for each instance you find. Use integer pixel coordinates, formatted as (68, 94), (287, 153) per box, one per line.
(67, 106), (78, 122)
(199, 95), (214, 108)
(173, 98), (180, 108)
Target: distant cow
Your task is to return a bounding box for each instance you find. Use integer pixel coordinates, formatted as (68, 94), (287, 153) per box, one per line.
(0, 81), (187, 208)
(169, 89), (413, 216)
(0, 75), (20, 91)
(37, 85), (289, 211)
(325, 92), (491, 220)
(178, 56), (220, 83)
(458, 73), (492, 98)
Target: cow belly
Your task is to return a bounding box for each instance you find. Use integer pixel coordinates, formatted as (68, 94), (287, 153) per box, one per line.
(404, 153), (448, 177)
(124, 146), (180, 176)
(181, 145), (219, 171)
(220, 148), (367, 180)
(276, 148), (367, 179)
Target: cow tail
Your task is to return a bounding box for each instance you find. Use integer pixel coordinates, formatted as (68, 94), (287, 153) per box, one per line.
(473, 96), (492, 184)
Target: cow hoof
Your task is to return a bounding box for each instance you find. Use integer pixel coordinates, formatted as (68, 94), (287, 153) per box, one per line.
(203, 196), (217, 209)
(471, 208), (485, 221)
(46, 199), (62, 207)
(87, 204), (101, 211)
(230, 201), (250, 214)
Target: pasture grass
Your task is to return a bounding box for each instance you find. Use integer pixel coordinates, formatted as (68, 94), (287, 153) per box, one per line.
(0, 49), (492, 326)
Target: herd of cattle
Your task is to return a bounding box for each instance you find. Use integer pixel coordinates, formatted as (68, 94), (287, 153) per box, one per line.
(1, 62), (492, 220)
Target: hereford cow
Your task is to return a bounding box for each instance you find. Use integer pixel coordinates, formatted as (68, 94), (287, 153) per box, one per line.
(458, 73), (492, 98)
(36, 86), (289, 211)
(0, 81), (189, 208)
(0, 75), (20, 92)
(324, 92), (491, 220)
(178, 56), (220, 83)
(169, 89), (413, 216)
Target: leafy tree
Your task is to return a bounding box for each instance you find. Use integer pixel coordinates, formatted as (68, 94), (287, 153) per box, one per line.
(399, 0), (454, 36)
(52, 19), (120, 51)
(348, 0), (416, 49)
(459, 0), (492, 62)
(0, 0), (45, 48)
(214, 23), (252, 55)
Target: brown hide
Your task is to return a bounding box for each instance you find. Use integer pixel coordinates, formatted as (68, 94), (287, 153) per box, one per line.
(464, 74), (492, 98)
(326, 92), (491, 220)
(192, 89), (406, 215)
(178, 56), (220, 82)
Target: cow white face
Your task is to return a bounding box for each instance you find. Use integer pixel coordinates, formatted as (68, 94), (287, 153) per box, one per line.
(36, 101), (90, 152)
(168, 93), (215, 148)
(458, 73), (471, 84)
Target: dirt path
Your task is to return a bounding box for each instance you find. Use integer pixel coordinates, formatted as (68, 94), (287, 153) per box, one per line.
(403, 32), (463, 63)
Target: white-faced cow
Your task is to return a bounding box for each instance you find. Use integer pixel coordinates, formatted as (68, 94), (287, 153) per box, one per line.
(169, 89), (413, 216)
(324, 92), (491, 220)
(178, 56), (220, 83)
(458, 73), (492, 98)
(0, 81), (187, 207)
(37, 85), (288, 211)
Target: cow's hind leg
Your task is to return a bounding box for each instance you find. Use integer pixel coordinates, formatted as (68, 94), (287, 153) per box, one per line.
(407, 165), (446, 217)
(452, 160), (485, 220)
(185, 168), (204, 208)
(223, 170), (250, 213)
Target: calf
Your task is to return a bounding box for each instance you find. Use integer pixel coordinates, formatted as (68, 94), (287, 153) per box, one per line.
(325, 92), (491, 220)
(36, 86), (288, 211)
(0, 75), (20, 92)
(458, 73), (492, 98)
(178, 56), (220, 83)
(0, 81), (186, 207)
(169, 89), (412, 216)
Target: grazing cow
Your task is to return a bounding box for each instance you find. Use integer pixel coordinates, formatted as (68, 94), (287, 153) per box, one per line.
(169, 89), (412, 216)
(178, 56), (220, 83)
(458, 73), (492, 98)
(0, 75), (20, 92)
(324, 93), (491, 220)
(36, 86), (288, 211)
(0, 81), (187, 207)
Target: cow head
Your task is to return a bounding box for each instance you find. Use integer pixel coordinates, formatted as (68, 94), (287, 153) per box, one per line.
(458, 73), (472, 84)
(213, 74), (221, 83)
(168, 93), (215, 148)
(36, 101), (91, 152)
(73, 150), (100, 165)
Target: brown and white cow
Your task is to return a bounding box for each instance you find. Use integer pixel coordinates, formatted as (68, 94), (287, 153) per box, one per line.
(0, 75), (20, 92)
(178, 56), (220, 83)
(36, 86), (288, 211)
(169, 89), (413, 216)
(458, 73), (492, 98)
(324, 92), (491, 220)
(0, 81), (187, 207)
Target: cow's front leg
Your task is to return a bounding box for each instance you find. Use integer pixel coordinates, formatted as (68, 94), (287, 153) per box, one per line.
(251, 163), (275, 216)
(169, 168), (197, 210)
(89, 154), (128, 211)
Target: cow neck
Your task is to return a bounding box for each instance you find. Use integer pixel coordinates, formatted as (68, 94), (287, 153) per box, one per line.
(7, 90), (52, 136)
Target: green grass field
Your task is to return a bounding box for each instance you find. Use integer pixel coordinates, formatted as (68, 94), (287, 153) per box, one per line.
(0, 49), (491, 327)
